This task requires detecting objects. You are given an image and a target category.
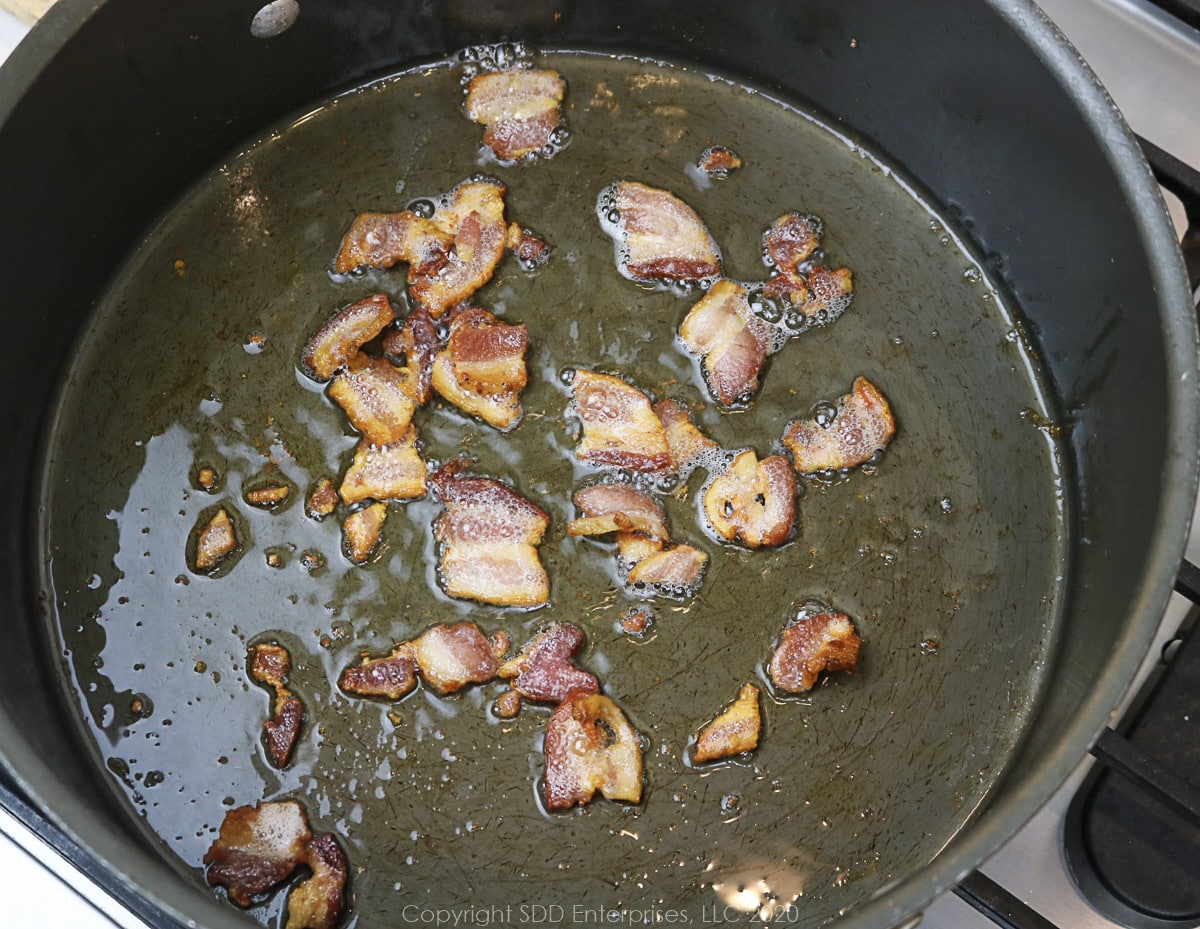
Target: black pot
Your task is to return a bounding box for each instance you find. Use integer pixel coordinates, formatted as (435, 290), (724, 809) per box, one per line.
(0, 2), (1195, 928)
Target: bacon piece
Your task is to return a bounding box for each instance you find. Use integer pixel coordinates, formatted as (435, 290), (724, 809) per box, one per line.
(307, 478), (339, 519)
(431, 307), (529, 431)
(697, 145), (742, 179)
(693, 683), (761, 763)
(570, 369), (671, 473)
(679, 279), (773, 407)
(498, 623), (598, 704)
(382, 305), (442, 405)
(766, 264), (855, 322)
(768, 607), (864, 693)
(411, 622), (506, 695)
(342, 501), (388, 564)
(465, 68), (566, 161)
(335, 179), (509, 317)
(302, 292), (395, 382)
(431, 465), (550, 608)
(338, 428), (427, 506)
(626, 543), (708, 595)
(244, 482), (291, 509)
(763, 213), (822, 272)
(284, 833), (347, 929)
(506, 223), (552, 270)
(782, 376), (896, 473)
(702, 449), (796, 548)
(328, 356), (418, 446)
(543, 692), (644, 811)
(192, 507), (238, 573)
(653, 398), (720, 476)
(571, 482), (670, 544)
(249, 642), (304, 768)
(204, 801), (312, 907)
(600, 180), (722, 284)
(338, 643), (418, 700)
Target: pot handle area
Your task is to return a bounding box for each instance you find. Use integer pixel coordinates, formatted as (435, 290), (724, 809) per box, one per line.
(1140, 135), (1200, 296)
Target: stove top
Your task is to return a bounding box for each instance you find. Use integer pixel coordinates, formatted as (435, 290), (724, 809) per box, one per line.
(1, 2), (1198, 929)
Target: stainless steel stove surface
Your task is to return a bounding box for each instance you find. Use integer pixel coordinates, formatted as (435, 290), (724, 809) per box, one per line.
(1, 2), (1198, 929)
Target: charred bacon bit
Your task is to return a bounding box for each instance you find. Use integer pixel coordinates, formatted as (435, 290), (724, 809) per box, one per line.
(679, 279), (773, 407)
(381, 305), (442, 405)
(307, 478), (339, 519)
(652, 399), (720, 477)
(328, 356), (418, 446)
(249, 642), (304, 768)
(339, 428), (427, 506)
(465, 68), (566, 161)
(782, 376), (896, 474)
(570, 369), (671, 473)
(697, 145), (743, 178)
(338, 643), (418, 701)
(431, 306), (529, 431)
(193, 507), (238, 574)
(498, 623), (599, 705)
(506, 223), (552, 270)
(284, 833), (348, 929)
(204, 801), (312, 907)
(626, 543), (708, 594)
(702, 449), (796, 548)
(430, 465), (551, 608)
(599, 180), (723, 285)
(763, 213), (822, 272)
(543, 692), (644, 811)
(302, 292), (395, 382)
(412, 622), (506, 695)
(245, 482), (291, 509)
(342, 501), (388, 564)
(768, 607), (864, 693)
(693, 683), (762, 763)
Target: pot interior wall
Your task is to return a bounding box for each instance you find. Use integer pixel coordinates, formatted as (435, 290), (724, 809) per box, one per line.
(0, 1), (1190, 928)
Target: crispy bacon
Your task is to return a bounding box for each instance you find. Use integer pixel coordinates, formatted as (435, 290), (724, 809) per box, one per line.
(302, 292), (395, 382)
(338, 427), (427, 506)
(342, 501), (388, 564)
(335, 179), (509, 317)
(284, 833), (347, 929)
(249, 642), (304, 768)
(571, 482), (670, 544)
(600, 180), (722, 284)
(465, 68), (566, 161)
(431, 306), (529, 431)
(543, 692), (643, 811)
(339, 643), (418, 701)
(204, 801), (312, 907)
(570, 369), (671, 473)
(411, 622), (507, 695)
(506, 223), (552, 270)
(626, 543), (708, 594)
(765, 264), (855, 322)
(693, 683), (761, 763)
(782, 376), (896, 473)
(679, 279), (773, 407)
(430, 465), (550, 608)
(763, 213), (822, 272)
(328, 356), (418, 446)
(702, 449), (796, 548)
(382, 305), (442, 405)
(245, 482), (291, 509)
(768, 607), (864, 693)
(307, 478), (339, 519)
(653, 398), (720, 476)
(193, 507), (238, 574)
(498, 623), (598, 704)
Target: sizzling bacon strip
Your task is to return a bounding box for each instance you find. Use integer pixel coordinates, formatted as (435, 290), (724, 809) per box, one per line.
(411, 622), (508, 695)
(338, 643), (418, 701)
(782, 376), (897, 473)
(679, 279), (774, 407)
(498, 623), (598, 705)
(600, 180), (723, 284)
(431, 464), (550, 608)
(570, 369), (671, 473)
(284, 833), (347, 929)
(192, 507), (238, 573)
(768, 607), (864, 693)
(338, 427), (427, 506)
(335, 178), (510, 317)
(464, 68), (566, 161)
(382, 305), (442, 405)
(652, 398), (720, 477)
(626, 543), (709, 594)
(342, 501), (388, 564)
(543, 692), (643, 811)
(702, 449), (796, 549)
(431, 306), (529, 431)
(249, 642), (304, 768)
(693, 683), (762, 763)
(302, 292), (395, 382)
(328, 356), (419, 446)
